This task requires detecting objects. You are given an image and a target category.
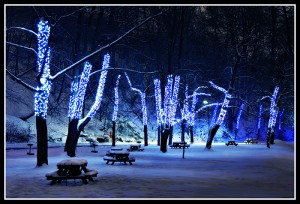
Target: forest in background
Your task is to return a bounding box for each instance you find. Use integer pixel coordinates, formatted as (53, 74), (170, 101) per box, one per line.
(5, 5), (295, 145)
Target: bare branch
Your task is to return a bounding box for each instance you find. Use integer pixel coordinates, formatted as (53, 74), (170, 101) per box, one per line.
(6, 69), (37, 92)
(6, 41), (37, 55)
(50, 11), (163, 80)
(6, 26), (38, 36)
(90, 67), (159, 77)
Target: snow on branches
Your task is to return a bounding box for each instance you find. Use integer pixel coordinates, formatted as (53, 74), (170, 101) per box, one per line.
(125, 72), (148, 125)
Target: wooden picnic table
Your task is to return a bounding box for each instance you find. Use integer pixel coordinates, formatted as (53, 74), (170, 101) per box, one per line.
(170, 141), (190, 149)
(46, 159), (98, 185)
(226, 140), (238, 146)
(128, 144), (145, 152)
(104, 149), (135, 165)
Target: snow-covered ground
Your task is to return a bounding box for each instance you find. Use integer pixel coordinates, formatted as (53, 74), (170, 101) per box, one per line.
(5, 140), (295, 200)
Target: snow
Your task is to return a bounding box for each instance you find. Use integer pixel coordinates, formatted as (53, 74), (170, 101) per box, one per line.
(5, 140), (295, 200)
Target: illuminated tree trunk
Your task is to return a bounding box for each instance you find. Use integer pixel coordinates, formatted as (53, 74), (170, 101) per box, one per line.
(36, 116), (48, 166)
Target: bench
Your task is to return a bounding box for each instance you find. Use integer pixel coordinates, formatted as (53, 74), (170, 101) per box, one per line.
(225, 140), (238, 146)
(103, 155), (135, 165)
(169, 143), (190, 149)
(244, 138), (258, 144)
(127, 147), (145, 152)
(127, 144), (145, 152)
(45, 169), (98, 185)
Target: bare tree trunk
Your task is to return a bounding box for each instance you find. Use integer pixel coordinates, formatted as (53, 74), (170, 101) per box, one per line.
(160, 125), (170, 153)
(266, 127), (272, 148)
(168, 126), (173, 145)
(144, 125), (148, 146)
(157, 125), (161, 146)
(181, 119), (186, 141)
(189, 125), (194, 143)
(112, 121), (116, 146)
(36, 116), (48, 166)
(66, 117), (91, 157)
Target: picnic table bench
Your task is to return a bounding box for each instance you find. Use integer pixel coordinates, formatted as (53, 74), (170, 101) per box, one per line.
(244, 138), (259, 144)
(170, 141), (190, 149)
(45, 159), (98, 185)
(127, 144), (145, 152)
(225, 140), (238, 146)
(103, 155), (136, 165)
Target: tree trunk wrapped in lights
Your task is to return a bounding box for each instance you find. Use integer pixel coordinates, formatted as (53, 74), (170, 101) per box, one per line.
(256, 105), (262, 140)
(154, 79), (162, 145)
(181, 85), (210, 143)
(234, 103), (244, 140)
(65, 54), (110, 157)
(205, 81), (233, 149)
(34, 20), (51, 166)
(154, 75), (180, 153)
(125, 72), (148, 146)
(260, 86), (279, 148)
(112, 75), (121, 146)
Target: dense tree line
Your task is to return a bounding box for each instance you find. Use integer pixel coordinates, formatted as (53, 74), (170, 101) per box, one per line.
(6, 5), (294, 162)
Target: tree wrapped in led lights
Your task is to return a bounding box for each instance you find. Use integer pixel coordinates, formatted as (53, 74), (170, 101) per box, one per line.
(65, 61), (92, 153)
(154, 75), (180, 153)
(205, 81), (233, 149)
(125, 72), (148, 146)
(278, 109), (284, 140)
(180, 85), (211, 143)
(6, 13), (163, 164)
(65, 54), (110, 157)
(34, 20), (51, 166)
(260, 86), (280, 148)
(112, 75), (121, 146)
(234, 103), (244, 140)
(256, 104), (263, 140)
(154, 78), (162, 145)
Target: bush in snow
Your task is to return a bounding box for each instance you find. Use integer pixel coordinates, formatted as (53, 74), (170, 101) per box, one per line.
(6, 115), (32, 143)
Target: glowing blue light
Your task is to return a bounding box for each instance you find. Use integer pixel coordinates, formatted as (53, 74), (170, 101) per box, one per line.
(112, 75), (121, 122)
(268, 86), (279, 128)
(154, 79), (162, 125)
(125, 72), (148, 125)
(37, 21), (50, 73)
(68, 81), (78, 117)
(257, 105), (262, 129)
(209, 81), (231, 126)
(181, 85), (189, 119)
(211, 103), (218, 127)
(278, 109), (284, 130)
(188, 90), (198, 126)
(236, 103), (244, 129)
(69, 62), (92, 119)
(82, 54), (109, 122)
(170, 76), (180, 126)
(35, 20), (52, 119)
(34, 44), (51, 118)
(164, 75), (173, 125)
(216, 96), (231, 125)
